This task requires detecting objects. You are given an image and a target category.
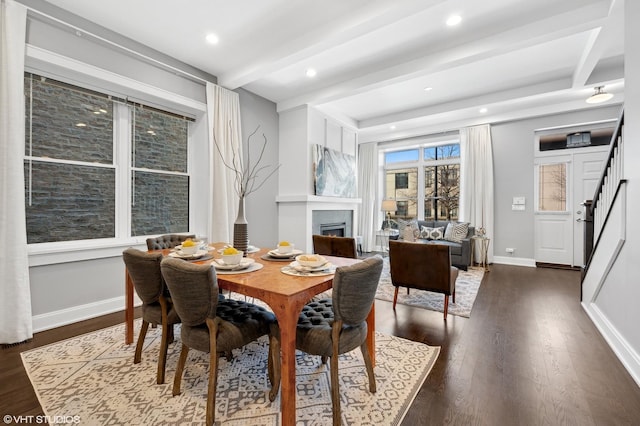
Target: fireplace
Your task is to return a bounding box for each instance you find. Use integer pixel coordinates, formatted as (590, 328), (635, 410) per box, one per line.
(320, 222), (346, 237)
(312, 210), (352, 237)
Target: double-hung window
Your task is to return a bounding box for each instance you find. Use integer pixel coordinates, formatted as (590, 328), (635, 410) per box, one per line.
(24, 73), (190, 245)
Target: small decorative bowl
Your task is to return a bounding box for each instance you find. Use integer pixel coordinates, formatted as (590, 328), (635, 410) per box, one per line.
(295, 254), (327, 268)
(221, 251), (243, 266)
(180, 243), (199, 255)
(277, 243), (294, 254)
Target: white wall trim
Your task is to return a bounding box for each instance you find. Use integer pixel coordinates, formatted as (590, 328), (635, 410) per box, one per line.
(492, 255), (536, 267)
(32, 295), (141, 333)
(582, 303), (640, 388)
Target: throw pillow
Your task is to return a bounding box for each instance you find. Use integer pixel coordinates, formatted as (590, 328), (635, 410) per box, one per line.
(420, 226), (444, 240)
(397, 218), (419, 240)
(444, 222), (469, 243)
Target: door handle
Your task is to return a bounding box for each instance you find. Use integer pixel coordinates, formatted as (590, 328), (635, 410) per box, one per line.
(576, 218), (583, 223)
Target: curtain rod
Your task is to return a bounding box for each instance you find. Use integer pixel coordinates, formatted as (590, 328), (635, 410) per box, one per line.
(23, 5), (211, 86)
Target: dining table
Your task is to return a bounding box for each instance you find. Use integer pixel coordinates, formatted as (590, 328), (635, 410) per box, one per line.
(123, 242), (375, 426)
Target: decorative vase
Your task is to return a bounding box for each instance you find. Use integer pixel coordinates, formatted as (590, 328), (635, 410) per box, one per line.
(233, 196), (249, 256)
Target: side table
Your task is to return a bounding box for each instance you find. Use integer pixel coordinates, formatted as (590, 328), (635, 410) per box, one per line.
(471, 236), (490, 272)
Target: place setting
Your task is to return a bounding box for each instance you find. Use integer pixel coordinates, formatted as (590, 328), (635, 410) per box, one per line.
(281, 254), (335, 277)
(261, 241), (303, 262)
(168, 238), (213, 261)
(212, 247), (263, 274)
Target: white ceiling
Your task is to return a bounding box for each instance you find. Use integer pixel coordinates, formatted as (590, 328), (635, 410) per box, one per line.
(40, 0), (624, 142)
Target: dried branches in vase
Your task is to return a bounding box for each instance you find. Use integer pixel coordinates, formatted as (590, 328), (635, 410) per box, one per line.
(213, 125), (280, 253)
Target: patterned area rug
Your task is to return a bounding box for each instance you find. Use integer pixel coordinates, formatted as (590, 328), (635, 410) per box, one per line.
(375, 258), (485, 318)
(22, 321), (439, 425)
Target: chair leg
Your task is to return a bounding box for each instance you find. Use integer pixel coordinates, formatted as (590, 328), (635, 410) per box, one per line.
(443, 295), (449, 320)
(331, 321), (343, 426)
(206, 352), (220, 426)
(157, 324), (170, 384)
(321, 355), (328, 365)
(452, 288), (456, 304)
(360, 342), (377, 393)
(268, 332), (281, 402)
(392, 287), (399, 310)
(172, 344), (190, 396)
(134, 320), (150, 364)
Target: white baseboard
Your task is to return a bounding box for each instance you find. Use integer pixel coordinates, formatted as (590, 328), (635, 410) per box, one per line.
(32, 296), (142, 333)
(582, 302), (640, 388)
(492, 256), (536, 267)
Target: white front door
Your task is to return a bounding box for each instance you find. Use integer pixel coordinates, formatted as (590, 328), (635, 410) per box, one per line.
(534, 150), (608, 266)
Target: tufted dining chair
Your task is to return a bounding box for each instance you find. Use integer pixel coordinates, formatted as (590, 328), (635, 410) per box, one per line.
(160, 257), (281, 426)
(388, 240), (459, 320)
(296, 256), (383, 426)
(146, 233), (196, 251)
(122, 248), (181, 384)
(312, 234), (358, 259)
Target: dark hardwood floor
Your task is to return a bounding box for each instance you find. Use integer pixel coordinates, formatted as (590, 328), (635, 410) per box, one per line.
(2, 264), (640, 424)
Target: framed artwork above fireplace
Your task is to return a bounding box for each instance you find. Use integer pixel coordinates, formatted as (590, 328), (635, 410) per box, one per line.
(313, 144), (357, 197)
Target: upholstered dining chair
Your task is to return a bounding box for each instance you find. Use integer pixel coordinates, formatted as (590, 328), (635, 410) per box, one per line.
(296, 256), (383, 426)
(312, 234), (358, 259)
(160, 258), (281, 426)
(388, 240), (459, 320)
(122, 248), (181, 384)
(146, 233), (196, 250)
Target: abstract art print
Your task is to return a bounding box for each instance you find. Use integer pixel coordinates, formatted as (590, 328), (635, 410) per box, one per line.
(313, 144), (357, 197)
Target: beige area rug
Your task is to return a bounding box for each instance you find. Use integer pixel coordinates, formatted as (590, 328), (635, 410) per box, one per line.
(375, 257), (485, 318)
(22, 321), (439, 425)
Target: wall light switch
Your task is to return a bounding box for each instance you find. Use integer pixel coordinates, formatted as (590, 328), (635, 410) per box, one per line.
(513, 196), (525, 205)
(512, 204), (525, 211)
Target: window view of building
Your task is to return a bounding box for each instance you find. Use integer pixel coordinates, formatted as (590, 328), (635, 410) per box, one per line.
(24, 73), (190, 244)
(383, 141), (460, 222)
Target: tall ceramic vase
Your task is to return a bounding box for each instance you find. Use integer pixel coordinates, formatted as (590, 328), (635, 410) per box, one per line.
(233, 196), (249, 256)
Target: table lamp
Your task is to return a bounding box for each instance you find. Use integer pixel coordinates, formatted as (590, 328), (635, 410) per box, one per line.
(381, 199), (397, 229)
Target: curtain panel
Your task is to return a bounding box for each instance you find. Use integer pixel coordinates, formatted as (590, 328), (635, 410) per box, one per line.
(0, 0), (32, 344)
(206, 83), (243, 244)
(460, 124), (494, 263)
(357, 142), (378, 252)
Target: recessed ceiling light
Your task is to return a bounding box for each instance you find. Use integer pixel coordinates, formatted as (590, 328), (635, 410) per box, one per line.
(206, 33), (219, 44)
(390, 125), (396, 130)
(479, 108), (488, 113)
(446, 14), (462, 26)
(75, 122), (87, 127)
(424, 87), (433, 91)
(306, 68), (317, 78)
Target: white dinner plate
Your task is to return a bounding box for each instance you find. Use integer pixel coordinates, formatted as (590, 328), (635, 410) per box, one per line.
(212, 257), (255, 270)
(268, 249), (303, 258)
(289, 260), (332, 272)
(168, 249), (208, 259)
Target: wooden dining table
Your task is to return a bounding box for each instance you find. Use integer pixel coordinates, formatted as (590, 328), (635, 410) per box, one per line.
(124, 243), (375, 426)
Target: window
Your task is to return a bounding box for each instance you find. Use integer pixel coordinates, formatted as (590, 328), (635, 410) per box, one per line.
(383, 141), (460, 221)
(538, 163), (567, 211)
(24, 73), (190, 244)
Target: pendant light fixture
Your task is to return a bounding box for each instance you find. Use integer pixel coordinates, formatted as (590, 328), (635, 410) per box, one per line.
(586, 86), (613, 104)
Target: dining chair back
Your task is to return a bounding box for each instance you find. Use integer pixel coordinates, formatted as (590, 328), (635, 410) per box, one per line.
(388, 240), (459, 319)
(312, 234), (358, 258)
(122, 248), (180, 384)
(146, 233), (195, 250)
(160, 257), (280, 425)
(296, 256), (383, 426)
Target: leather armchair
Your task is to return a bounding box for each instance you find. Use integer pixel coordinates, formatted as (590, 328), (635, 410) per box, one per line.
(388, 240), (459, 319)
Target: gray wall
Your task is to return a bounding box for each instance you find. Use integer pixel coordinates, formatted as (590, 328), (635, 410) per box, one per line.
(236, 88), (279, 249)
(491, 105), (621, 262)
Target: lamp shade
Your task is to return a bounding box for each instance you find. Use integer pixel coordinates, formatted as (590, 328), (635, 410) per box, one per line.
(381, 200), (397, 212)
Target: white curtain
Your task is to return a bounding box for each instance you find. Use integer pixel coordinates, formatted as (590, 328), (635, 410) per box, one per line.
(206, 83), (243, 244)
(357, 142), (378, 252)
(460, 124), (494, 263)
(0, 0), (32, 344)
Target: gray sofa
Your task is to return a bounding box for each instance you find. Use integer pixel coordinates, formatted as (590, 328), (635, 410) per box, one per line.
(394, 220), (474, 271)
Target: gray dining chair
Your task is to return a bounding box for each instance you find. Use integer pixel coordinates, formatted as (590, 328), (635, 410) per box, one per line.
(296, 256), (383, 426)
(160, 257), (281, 426)
(122, 248), (180, 384)
(146, 234), (196, 250)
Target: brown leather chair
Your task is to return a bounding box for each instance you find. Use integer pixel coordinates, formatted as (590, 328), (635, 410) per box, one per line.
(312, 235), (358, 259)
(388, 240), (459, 320)
(146, 234), (195, 250)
